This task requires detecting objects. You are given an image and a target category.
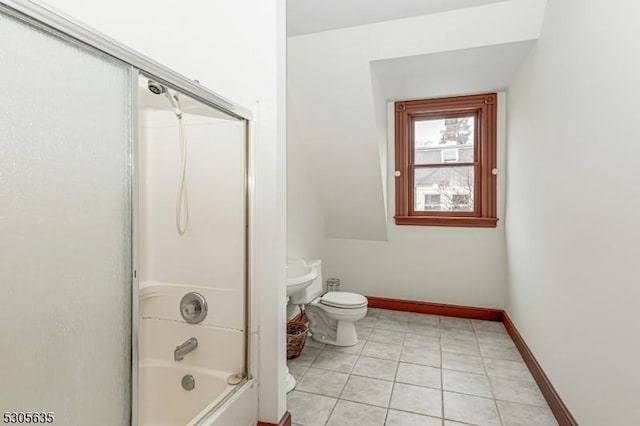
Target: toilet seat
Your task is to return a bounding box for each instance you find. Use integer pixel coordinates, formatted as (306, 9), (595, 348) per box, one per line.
(320, 292), (367, 309)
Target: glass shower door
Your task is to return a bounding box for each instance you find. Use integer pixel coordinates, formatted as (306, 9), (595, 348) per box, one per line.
(0, 11), (133, 425)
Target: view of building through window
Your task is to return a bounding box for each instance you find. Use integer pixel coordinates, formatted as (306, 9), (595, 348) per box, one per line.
(413, 117), (475, 212)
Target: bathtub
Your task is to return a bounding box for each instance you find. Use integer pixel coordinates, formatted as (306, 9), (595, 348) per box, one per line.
(139, 361), (236, 426)
(138, 282), (251, 426)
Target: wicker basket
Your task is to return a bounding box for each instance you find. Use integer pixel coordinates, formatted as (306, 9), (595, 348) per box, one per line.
(286, 322), (308, 359)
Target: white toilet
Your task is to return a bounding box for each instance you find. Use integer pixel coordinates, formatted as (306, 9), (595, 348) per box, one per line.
(290, 259), (367, 347)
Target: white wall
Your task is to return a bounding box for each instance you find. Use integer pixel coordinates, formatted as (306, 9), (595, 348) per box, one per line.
(287, 0), (546, 309)
(286, 99), (326, 261)
(288, 0), (546, 242)
(505, 0), (640, 423)
(40, 0), (287, 423)
(324, 95), (507, 308)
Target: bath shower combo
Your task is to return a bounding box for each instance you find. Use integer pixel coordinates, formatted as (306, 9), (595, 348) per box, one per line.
(2, 1), (252, 422)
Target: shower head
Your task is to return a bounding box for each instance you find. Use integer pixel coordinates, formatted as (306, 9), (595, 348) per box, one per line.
(147, 79), (182, 119)
(147, 80), (166, 95)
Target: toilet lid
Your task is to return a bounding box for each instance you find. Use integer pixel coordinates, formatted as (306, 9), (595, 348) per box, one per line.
(320, 292), (368, 308)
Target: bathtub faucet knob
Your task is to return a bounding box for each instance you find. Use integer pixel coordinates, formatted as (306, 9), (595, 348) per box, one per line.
(179, 292), (208, 324)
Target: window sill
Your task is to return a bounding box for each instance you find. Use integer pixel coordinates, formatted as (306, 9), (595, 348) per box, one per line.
(394, 216), (498, 228)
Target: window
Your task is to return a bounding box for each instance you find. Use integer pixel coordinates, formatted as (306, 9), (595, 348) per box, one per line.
(441, 148), (459, 163)
(424, 194), (441, 211)
(394, 93), (497, 227)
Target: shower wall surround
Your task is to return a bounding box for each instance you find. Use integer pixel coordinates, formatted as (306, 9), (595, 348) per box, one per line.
(137, 89), (250, 424)
(138, 104), (247, 330)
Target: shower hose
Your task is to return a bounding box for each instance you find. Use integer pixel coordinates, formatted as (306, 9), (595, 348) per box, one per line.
(176, 112), (189, 236)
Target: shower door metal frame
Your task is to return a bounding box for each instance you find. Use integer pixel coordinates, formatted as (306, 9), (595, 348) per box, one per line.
(0, 1), (254, 425)
(130, 71), (140, 426)
(0, 0), (252, 121)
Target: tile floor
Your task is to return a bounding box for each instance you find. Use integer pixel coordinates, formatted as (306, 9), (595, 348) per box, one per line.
(287, 308), (558, 426)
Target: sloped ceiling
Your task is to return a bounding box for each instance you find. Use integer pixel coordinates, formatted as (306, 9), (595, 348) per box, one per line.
(287, 0), (511, 36)
(288, 0), (547, 241)
(371, 40), (537, 102)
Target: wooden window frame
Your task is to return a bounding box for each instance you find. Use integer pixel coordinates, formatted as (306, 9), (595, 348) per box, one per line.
(394, 93), (498, 227)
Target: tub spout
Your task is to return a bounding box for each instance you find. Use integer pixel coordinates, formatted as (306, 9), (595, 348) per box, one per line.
(174, 337), (198, 361)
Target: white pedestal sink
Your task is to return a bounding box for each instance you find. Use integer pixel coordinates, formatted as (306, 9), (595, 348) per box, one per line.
(285, 263), (318, 393)
(286, 264), (317, 297)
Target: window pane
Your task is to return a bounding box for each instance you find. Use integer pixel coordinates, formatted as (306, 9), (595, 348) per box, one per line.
(414, 166), (474, 212)
(414, 117), (475, 164)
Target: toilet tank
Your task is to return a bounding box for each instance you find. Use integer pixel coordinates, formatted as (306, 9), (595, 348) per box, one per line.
(289, 259), (323, 305)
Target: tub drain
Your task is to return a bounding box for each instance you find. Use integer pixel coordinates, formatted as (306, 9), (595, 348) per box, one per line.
(182, 374), (195, 391)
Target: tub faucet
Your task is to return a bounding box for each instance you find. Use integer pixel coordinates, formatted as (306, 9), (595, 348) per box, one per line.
(174, 337), (198, 361)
